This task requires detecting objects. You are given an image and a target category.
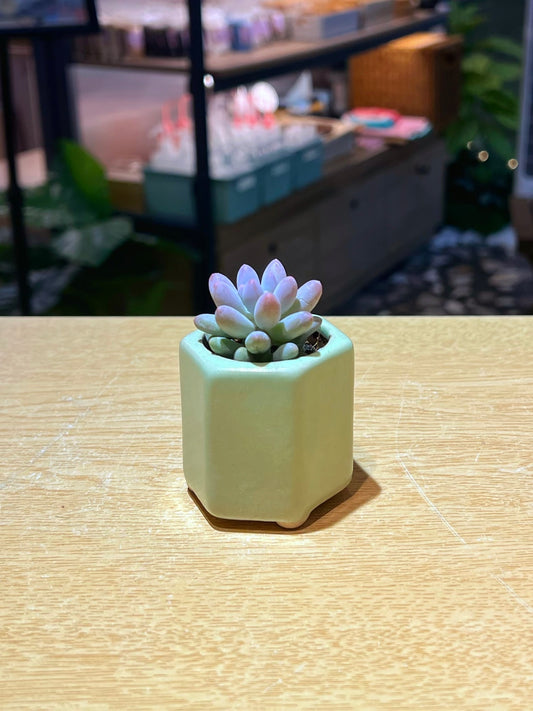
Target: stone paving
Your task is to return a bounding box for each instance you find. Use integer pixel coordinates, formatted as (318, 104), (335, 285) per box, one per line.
(337, 226), (533, 316)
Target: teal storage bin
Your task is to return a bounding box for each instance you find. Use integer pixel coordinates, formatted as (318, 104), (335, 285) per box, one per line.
(213, 170), (260, 223)
(291, 140), (324, 190)
(144, 169), (195, 222)
(258, 154), (293, 205)
(143, 167), (261, 224)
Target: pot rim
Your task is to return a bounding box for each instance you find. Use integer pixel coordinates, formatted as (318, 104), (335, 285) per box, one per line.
(180, 317), (352, 373)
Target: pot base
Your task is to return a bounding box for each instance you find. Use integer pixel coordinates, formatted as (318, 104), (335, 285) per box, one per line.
(276, 517), (309, 529)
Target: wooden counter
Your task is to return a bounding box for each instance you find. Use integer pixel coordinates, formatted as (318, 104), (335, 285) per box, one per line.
(1, 316), (532, 709)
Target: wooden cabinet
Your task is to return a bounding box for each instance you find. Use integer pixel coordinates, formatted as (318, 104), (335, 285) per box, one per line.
(317, 173), (388, 302)
(217, 135), (446, 311)
(218, 207), (319, 286)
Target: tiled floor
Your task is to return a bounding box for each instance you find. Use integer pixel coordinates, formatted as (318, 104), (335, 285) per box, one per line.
(337, 227), (533, 316)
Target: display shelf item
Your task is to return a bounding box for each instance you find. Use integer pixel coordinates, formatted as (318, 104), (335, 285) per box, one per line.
(362, 0), (394, 28)
(291, 9), (361, 41)
(258, 154), (293, 205)
(143, 168), (261, 225)
(291, 139), (324, 189)
(71, 11), (448, 93)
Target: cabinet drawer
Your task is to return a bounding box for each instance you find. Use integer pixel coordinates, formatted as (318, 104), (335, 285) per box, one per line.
(386, 140), (446, 252)
(218, 211), (318, 285)
(317, 174), (387, 291)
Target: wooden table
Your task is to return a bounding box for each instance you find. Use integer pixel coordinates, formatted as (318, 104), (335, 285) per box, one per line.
(1, 316), (532, 709)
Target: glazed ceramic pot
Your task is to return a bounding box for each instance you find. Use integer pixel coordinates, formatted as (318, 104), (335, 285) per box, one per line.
(179, 318), (354, 527)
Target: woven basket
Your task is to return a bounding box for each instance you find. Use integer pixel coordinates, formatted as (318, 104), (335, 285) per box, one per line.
(349, 32), (463, 132)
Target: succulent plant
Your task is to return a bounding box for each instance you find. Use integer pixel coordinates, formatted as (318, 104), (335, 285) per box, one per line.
(194, 259), (323, 362)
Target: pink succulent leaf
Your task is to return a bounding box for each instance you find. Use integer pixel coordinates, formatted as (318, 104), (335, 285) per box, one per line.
(215, 306), (255, 339)
(209, 273), (249, 315)
(273, 342), (299, 361)
(254, 291), (282, 331)
(194, 313), (225, 336)
(208, 272), (234, 298)
(239, 278), (264, 313)
(236, 264), (260, 290)
(245, 330), (272, 354)
(296, 280), (322, 312)
(294, 316), (323, 346)
(261, 258), (287, 292)
(274, 276), (298, 315)
(269, 311), (313, 343)
(208, 336), (240, 358)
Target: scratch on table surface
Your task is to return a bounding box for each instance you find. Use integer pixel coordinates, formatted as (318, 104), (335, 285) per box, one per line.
(355, 363), (375, 387)
(494, 576), (533, 614)
(263, 678), (283, 694)
(395, 381), (467, 545)
(5, 373), (121, 488)
(397, 458), (467, 544)
(498, 466), (530, 475)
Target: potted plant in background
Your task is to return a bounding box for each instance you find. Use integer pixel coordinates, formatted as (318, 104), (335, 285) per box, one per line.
(179, 259), (354, 528)
(0, 140), (194, 315)
(445, 0), (523, 235)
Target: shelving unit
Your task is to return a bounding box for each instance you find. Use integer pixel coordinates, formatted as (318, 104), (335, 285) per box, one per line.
(70, 3), (449, 311)
(78, 10), (447, 88)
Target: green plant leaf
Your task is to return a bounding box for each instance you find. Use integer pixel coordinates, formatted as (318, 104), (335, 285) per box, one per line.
(59, 140), (111, 219)
(446, 118), (479, 157)
(462, 53), (491, 75)
(481, 87), (517, 110)
(476, 36), (523, 60)
(448, 0), (486, 35)
(490, 112), (520, 131)
(463, 71), (502, 95)
(489, 61), (523, 82)
(52, 216), (133, 266)
(481, 125), (516, 161)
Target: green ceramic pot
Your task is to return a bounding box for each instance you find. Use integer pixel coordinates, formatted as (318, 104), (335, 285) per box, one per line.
(179, 318), (354, 528)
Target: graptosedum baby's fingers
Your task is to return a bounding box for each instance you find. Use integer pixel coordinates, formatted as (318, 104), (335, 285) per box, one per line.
(234, 347), (252, 362)
(194, 313), (225, 336)
(254, 292), (282, 331)
(274, 276), (298, 315)
(245, 330), (272, 354)
(215, 306), (255, 339)
(269, 311), (313, 343)
(261, 258), (287, 292)
(296, 280), (323, 312)
(239, 277), (263, 313)
(273, 343), (299, 361)
(209, 273), (249, 315)
(208, 337), (240, 358)
(236, 264), (260, 290)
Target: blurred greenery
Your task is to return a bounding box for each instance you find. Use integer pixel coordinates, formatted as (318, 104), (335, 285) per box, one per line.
(0, 140), (197, 314)
(445, 1), (523, 233)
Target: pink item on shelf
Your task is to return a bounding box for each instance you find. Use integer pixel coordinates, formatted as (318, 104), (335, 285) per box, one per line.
(177, 94), (192, 129)
(355, 116), (432, 142)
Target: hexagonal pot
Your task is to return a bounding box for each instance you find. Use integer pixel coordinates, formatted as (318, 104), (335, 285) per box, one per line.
(179, 318), (354, 528)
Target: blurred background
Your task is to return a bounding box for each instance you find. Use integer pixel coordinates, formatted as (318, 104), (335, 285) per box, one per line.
(1, 0), (532, 316)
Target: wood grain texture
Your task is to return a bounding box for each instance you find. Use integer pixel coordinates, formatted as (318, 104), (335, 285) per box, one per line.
(1, 316), (532, 710)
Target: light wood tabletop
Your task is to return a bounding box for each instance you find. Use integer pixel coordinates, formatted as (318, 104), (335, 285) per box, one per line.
(1, 316), (532, 710)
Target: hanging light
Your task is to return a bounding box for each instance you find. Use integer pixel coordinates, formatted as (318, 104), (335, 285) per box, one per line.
(478, 150), (489, 162)
(507, 158), (519, 170)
